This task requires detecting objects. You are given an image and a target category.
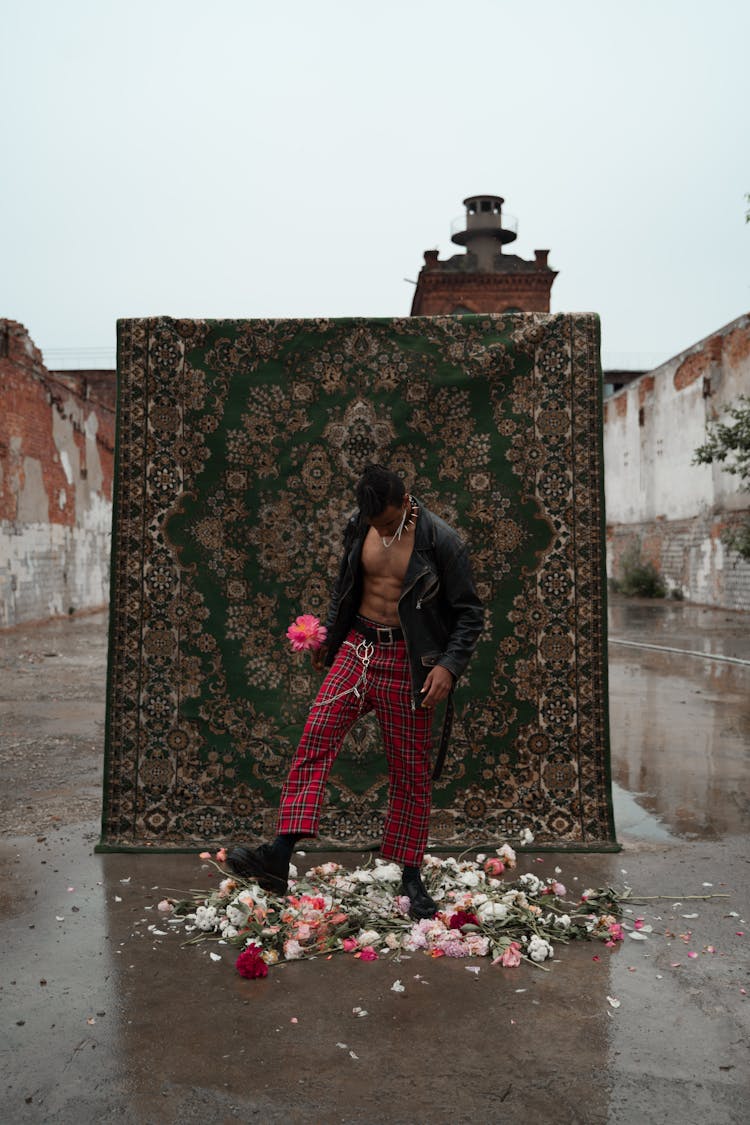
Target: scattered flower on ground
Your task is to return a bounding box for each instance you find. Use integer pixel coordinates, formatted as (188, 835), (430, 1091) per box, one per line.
(236, 944), (268, 979)
(158, 835), (638, 979)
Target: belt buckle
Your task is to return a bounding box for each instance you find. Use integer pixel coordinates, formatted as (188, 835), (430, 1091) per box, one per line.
(376, 626), (393, 646)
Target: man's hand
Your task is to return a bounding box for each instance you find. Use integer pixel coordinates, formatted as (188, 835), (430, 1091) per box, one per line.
(311, 645), (329, 672)
(420, 665), (454, 708)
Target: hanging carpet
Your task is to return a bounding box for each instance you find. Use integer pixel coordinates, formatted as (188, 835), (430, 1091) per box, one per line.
(99, 314), (617, 851)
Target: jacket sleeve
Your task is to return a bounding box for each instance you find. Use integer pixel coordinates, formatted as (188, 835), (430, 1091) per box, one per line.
(434, 537), (484, 681)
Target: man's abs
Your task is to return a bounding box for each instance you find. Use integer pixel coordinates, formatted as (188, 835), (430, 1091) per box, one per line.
(359, 527), (414, 625)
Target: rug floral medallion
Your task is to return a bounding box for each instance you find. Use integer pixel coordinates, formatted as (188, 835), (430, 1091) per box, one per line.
(100, 314), (617, 852)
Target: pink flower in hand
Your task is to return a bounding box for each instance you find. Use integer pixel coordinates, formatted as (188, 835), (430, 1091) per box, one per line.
(287, 614), (327, 652)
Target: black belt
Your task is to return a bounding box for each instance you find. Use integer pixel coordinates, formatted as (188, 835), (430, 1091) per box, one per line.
(354, 617), (404, 645)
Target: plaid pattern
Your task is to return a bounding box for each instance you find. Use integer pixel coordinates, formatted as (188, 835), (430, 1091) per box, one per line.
(277, 629), (433, 865)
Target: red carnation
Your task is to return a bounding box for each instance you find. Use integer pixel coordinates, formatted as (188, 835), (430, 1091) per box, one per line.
(449, 910), (480, 930)
(236, 944), (268, 979)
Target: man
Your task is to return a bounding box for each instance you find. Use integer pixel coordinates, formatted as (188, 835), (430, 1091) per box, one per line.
(227, 463), (484, 919)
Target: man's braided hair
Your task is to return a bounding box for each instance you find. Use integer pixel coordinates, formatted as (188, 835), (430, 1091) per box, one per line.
(355, 463), (405, 520)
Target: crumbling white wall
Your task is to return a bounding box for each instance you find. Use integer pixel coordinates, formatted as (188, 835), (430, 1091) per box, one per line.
(604, 312), (750, 610)
(0, 321), (114, 627)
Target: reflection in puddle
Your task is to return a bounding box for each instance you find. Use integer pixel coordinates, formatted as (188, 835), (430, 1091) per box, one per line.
(608, 649), (750, 841)
(611, 782), (676, 842)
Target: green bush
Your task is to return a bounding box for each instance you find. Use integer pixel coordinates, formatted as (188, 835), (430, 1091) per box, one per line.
(693, 395), (750, 562)
(612, 542), (666, 598)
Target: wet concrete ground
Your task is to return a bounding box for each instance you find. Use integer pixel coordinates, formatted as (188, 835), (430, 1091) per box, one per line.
(1, 600), (748, 1124)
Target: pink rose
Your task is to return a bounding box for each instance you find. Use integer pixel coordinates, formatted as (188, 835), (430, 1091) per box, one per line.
(607, 922), (624, 942)
(357, 946), (378, 961)
(283, 939), (303, 960)
(157, 899), (173, 913)
(215, 848), (227, 863)
(498, 941), (522, 968)
(199, 852), (211, 860)
(484, 858), (505, 877)
(342, 937), (358, 953)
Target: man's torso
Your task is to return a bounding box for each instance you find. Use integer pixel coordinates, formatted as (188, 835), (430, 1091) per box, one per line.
(358, 524), (416, 625)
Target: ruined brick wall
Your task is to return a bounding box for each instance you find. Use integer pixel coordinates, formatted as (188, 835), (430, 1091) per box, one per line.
(603, 313), (750, 610)
(411, 272), (554, 314)
(0, 321), (115, 626)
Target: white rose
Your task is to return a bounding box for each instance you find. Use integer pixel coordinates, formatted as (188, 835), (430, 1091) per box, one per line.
(459, 871), (481, 888)
(558, 914), (571, 928)
(478, 901), (509, 921)
(194, 905), (219, 931)
(226, 903), (248, 927)
(358, 929), (381, 947)
(528, 935), (553, 962)
(372, 862), (402, 883)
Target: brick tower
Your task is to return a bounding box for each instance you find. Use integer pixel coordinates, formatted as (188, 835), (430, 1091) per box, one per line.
(410, 193), (557, 315)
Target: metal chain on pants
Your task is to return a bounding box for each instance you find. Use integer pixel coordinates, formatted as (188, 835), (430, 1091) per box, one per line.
(310, 639), (374, 710)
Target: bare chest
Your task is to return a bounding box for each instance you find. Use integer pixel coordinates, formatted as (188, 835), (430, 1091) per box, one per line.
(361, 527), (414, 585)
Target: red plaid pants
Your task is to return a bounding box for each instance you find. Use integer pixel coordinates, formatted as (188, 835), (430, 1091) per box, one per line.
(277, 628), (433, 866)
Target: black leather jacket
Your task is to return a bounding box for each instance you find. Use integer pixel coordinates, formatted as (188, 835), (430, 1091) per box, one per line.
(324, 500), (484, 708)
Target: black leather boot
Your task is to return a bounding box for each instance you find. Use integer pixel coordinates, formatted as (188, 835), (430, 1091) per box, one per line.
(401, 868), (438, 919)
(225, 843), (289, 895)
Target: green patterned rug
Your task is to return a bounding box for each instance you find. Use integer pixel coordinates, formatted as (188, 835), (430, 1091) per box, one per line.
(99, 314), (617, 852)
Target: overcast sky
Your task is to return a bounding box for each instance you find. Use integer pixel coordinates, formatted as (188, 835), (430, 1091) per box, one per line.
(2, 0), (748, 370)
